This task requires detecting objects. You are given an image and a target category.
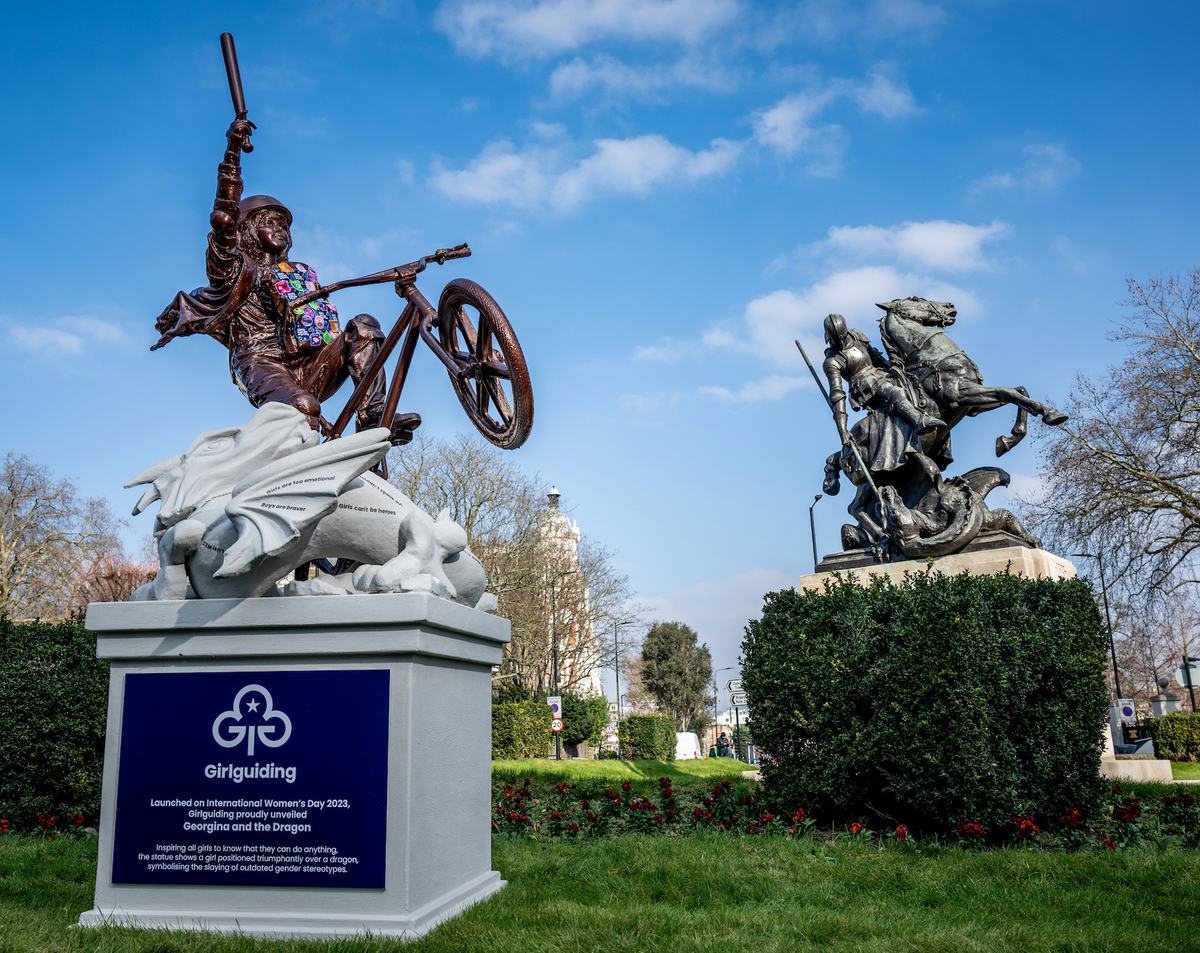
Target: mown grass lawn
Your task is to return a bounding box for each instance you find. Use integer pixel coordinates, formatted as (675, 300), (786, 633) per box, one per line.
(2, 830), (1198, 953)
(492, 757), (748, 788)
(1172, 761), (1200, 780)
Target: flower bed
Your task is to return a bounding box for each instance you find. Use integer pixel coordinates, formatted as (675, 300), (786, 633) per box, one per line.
(493, 777), (1200, 852)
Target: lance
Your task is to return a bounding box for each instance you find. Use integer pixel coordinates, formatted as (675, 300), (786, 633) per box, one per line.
(795, 339), (889, 531)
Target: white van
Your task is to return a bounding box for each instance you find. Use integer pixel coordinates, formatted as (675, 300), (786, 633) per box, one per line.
(675, 731), (702, 760)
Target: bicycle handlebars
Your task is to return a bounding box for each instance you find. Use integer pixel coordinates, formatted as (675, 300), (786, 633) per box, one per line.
(288, 243), (472, 310)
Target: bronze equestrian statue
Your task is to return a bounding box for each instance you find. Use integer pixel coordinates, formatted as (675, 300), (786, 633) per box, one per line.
(803, 297), (1066, 561)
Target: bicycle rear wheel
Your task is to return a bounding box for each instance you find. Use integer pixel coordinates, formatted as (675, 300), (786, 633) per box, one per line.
(437, 278), (534, 449)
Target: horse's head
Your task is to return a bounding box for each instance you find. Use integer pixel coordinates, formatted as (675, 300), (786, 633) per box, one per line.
(127, 403), (318, 528)
(875, 296), (957, 327)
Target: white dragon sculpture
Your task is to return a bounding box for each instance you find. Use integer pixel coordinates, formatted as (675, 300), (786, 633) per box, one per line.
(126, 402), (493, 609)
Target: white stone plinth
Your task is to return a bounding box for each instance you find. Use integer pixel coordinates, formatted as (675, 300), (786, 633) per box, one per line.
(798, 544), (1077, 593)
(1099, 758), (1175, 783)
(77, 593), (509, 940)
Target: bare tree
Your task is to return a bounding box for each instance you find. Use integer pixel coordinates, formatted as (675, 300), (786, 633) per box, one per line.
(386, 434), (635, 695)
(1028, 271), (1200, 595)
(70, 554), (158, 610)
(1114, 592), (1199, 711)
(618, 648), (660, 715)
(0, 454), (125, 620)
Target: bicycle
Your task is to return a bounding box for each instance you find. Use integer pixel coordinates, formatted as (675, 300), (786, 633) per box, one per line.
(288, 242), (534, 453)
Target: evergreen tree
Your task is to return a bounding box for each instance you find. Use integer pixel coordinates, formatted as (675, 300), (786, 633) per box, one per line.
(640, 621), (713, 731)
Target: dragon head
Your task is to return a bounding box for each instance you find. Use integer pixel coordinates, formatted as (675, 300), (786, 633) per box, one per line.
(126, 403), (319, 529)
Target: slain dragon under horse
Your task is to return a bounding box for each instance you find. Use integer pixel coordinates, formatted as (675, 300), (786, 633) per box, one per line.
(816, 296), (1067, 561)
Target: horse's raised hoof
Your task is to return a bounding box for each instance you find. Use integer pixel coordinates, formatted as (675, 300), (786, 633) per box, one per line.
(1042, 409), (1068, 426)
(996, 436), (1014, 457)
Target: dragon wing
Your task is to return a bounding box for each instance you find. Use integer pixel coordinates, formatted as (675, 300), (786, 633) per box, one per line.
(216, 428), (391, 578)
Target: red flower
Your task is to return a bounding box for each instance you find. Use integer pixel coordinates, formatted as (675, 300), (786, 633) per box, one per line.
(1014, 815), (1040, 839)
(1113, 797), (1142, 823)
(849, 822), (865, 835)
(957, 821), (987, 842)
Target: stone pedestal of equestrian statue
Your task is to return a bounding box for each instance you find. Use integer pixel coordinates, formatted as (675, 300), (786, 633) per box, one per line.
(798, 531), (1077, 594)
(77, 593), (509, 940)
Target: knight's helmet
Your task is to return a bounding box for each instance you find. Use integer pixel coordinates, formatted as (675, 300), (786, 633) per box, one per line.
(823, 313), (848, 347)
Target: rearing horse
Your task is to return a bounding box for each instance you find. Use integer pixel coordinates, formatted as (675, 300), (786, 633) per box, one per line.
(877, 296), (1067, 459)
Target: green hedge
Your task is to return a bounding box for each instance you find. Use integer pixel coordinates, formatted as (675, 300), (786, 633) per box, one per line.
(492, 699), (552, 759)
(618, 714), (676, 761)
(742, 571), (1109, 835)
(1147, 711), (1200, 761)
(0, 615), (109, 831)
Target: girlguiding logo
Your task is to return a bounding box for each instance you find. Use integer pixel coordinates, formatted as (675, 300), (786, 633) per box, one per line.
(212, 684), (292, 755)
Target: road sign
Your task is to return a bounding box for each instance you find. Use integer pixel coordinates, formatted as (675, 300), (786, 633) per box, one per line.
(1117, 699), (1136, 723)
(547, 696), (562, 716)
(728, 691), (749, 707)
(551, 718), (563, 733)
(1175, 665), (1200, 688)
(726, 679), (743, 693)
(608, 702), (619, 713)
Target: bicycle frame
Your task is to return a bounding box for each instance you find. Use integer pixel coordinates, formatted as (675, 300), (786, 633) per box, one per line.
(288, 244), (474, 441)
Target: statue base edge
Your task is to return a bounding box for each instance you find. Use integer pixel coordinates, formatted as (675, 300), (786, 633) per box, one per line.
(76, 870), (505, 940)
(800, 540), (1076, 593)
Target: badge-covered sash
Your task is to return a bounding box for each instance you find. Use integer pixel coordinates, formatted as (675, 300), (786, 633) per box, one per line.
(272, 262), (341, 348)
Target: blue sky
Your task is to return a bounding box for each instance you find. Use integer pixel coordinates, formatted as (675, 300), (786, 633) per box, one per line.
(5, 1), (1199, 691)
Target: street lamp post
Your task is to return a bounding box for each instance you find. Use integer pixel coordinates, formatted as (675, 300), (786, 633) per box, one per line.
(1182, 655), (1198, 713)
(550, 580), (560, 761)
(809, 494), (822, 573)
(1074, 552), (1122, 701)
(612, 620), (634, 759)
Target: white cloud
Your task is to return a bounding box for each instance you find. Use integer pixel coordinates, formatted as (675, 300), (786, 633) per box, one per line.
(616, 390), (683, 413)
(634, 337), (703, 363)
(430, 134), (741, 213)
(752, 90), (839, 156)
(869, 0), (944, 31)
(436, 0), (740, 59)
(698, 374), (808, 403)
(549, 54), (738, 100)
(972, 143), (1081, 193)
(751, 72), (917, 173)
(1050, 235), (1101, 275)
(7, 315), (129, 356)
(845, 71), (918, 118)
(705, 266), (978, 370)
(819, 220), (1010, 272)
(641, 568), (796, 674)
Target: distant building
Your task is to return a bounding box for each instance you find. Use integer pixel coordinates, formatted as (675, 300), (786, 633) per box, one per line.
(542, 487), (604, 697)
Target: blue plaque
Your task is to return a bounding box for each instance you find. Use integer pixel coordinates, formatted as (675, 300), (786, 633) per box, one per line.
(111, 669), (389, 888)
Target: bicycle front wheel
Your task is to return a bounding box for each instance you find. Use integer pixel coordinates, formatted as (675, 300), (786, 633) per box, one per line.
(437, 278), (534, 449)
